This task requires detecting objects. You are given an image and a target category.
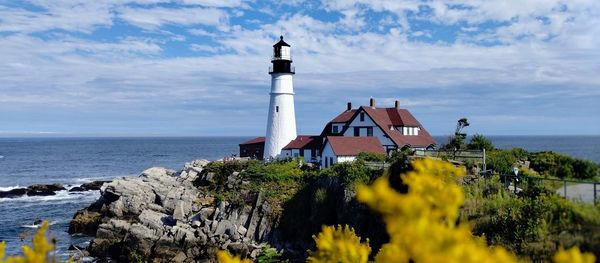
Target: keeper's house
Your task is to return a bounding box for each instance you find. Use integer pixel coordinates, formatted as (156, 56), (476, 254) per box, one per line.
(240, 98), (436, 168)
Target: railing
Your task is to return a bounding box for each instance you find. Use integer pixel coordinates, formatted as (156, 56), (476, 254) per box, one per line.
(495, 173), (600, 204)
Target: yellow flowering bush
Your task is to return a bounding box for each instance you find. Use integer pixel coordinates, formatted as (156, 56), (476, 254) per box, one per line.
(0, 221), (56, 263)
(216, 250), (251, 263)
(308, 158), (595, 263)
(307, 225), (370, 263)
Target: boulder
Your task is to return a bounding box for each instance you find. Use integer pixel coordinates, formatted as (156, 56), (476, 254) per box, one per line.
(0, 188), (27, 198)
(69, 186), (85, 192)
(27, 183), (65, 196)
(68, 210), (102, 235)
(80, 180), (110, 191)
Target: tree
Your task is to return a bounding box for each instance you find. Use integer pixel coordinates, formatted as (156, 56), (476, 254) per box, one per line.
(467, 134), (494, 151)
(441, 118), (470, 152)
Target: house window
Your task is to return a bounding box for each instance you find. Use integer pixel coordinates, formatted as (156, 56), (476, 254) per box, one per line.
(354, 127), (360, 136)
(360, 112), (365, 122)
(332, 125), (339, 133)
(325, 157), (328, 168)
(330, 157), (334, 166)
(367, 127), (373, 136)
(276, 106), (279, 112)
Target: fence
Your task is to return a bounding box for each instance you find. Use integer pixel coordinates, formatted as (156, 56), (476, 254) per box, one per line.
(497, 173), (600, 204)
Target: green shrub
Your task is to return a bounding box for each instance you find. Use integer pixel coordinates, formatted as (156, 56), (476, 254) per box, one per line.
(463, 175), (600, 261)
(467, 134), (495, 151)
(530, 151), (599, 180)
(356, 152), (387, 162)
(320, 160), (376, 188)
(242, 159), (303, 182)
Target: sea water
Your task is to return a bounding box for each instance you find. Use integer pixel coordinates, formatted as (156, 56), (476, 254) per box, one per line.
(0, 136), (598, 256)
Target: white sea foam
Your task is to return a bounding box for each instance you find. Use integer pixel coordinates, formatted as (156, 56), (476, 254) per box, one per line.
(74, 175), (133, 183)
(0, 189), (100, 204)
(0, 185), (22, 191)
(21, 220), (61, 229)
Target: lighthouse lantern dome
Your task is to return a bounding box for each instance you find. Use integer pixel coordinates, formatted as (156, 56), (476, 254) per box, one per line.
(273, 36), (291, 61)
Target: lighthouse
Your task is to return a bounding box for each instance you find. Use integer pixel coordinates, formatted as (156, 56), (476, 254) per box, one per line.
(263, 36), (297, 160)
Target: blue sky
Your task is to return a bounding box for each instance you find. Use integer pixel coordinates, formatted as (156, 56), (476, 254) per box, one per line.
(0, 0), (599, 136)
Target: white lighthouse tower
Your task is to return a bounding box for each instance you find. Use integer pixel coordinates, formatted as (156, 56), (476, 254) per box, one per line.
(263, 36), (297, 160)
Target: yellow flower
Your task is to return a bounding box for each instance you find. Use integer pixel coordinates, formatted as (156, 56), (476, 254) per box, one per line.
(1, 220), (55, 263)
(553, 247), (595, 263)
(216, 250), (251, 263)
(307, 225), (370, 263)
(355, 158), (519, 263)
(1, 241), (6, 261)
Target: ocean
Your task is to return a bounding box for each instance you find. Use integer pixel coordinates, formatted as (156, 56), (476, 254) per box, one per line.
(0, 136), (598, 257)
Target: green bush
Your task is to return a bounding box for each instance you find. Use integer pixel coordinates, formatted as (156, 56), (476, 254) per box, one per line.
(242, 159), (303, 182)
(467, 134), (495, 151)
(320, 160), (376, 188)
(530, 151), (599, 180)
(463, 175), (600, 261)
(356, 152), (387, 162)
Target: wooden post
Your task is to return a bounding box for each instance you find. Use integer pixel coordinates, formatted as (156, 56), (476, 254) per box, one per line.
(594, 183), (597, 204)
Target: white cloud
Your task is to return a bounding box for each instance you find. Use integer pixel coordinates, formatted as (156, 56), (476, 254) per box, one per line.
(116, 6), (229, 30)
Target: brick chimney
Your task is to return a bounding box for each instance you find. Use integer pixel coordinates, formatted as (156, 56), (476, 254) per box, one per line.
(347, 102), (352, 111)
(395, 100), (400, 109)
(370, 98), (376, 108)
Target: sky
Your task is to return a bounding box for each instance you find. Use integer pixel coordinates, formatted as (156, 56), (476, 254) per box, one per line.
(0, 0), (599, 137)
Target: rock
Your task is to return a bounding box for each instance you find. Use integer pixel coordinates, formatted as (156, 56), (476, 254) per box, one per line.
(68, 210), (102, 235)
(80, 180), (110, 191)
(237, 226), (247, 236)
(139, 209), (173, 231)
(69, 186), (85, 192)
(173, 201), (188, 221)
(68, 244), (87, 251)
(26, 184), (65, 196)
(140, 167), (176, 180)
(95, 219), (130, 240)
(172, 251), (187, 263)
(0, 188), (27, 198)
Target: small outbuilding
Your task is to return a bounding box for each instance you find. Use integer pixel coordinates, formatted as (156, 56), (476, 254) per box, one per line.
(239, 137), (265, 159)
(321, 136), (385, 168)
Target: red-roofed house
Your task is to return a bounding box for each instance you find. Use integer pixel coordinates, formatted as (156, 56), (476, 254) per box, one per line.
(322, 99), (436, 153)
(281, 135), (322, 162)
(321, 136), (385, 168)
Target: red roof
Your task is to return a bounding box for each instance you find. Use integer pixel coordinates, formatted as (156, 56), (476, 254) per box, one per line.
(283, 135), (319, 149)
(239, 137), (265, 145)
(331, 110), (356, 123)
(325, 136), (385, 156)
(360, 106), (436, 148)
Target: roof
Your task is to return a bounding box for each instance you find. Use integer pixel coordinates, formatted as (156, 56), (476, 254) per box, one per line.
(359, 106), (436, 147)
(273, 36), (290, 47)
(283, 135), (320, 149)
(239, 137), (265, 145)
(330, 109), (356, 123)
(325, 136), (385, 156)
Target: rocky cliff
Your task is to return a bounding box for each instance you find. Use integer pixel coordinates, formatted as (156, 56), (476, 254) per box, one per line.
(69, 159), (387, 262)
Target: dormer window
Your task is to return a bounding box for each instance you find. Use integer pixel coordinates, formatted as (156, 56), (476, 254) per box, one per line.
(332, 125), (339, 133)
(360, 112), (365, 122)
(398, 126), (420, 136)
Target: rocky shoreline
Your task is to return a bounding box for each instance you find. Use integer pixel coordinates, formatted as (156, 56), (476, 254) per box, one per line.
(68, 160), (279, 262)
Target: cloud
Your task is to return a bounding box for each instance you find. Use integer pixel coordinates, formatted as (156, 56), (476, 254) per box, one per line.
(0, 0), (598, 135)
(116, 6), (230, 30)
